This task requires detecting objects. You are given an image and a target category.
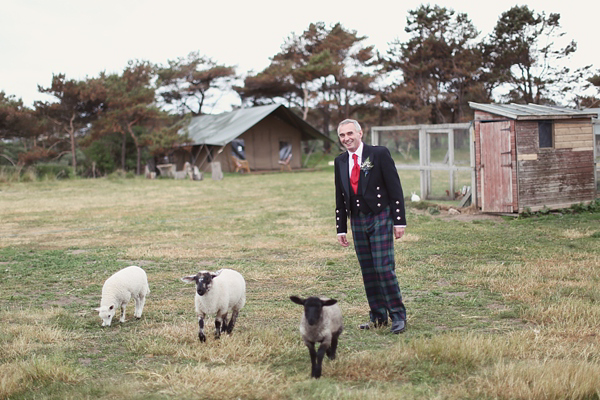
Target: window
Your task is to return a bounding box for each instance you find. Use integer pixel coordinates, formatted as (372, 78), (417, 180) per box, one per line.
(231, 139), (246, 160)
(279, 141), (292, 162)
(538, 121), (553, 148)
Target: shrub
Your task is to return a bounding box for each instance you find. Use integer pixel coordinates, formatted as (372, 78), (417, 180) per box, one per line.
(34, 163), (73, 180)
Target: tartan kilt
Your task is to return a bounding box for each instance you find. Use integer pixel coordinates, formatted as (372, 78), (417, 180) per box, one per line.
(351, 207), (406, 321)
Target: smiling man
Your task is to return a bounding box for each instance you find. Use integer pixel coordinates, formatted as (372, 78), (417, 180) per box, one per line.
(334, 118), (408, 334)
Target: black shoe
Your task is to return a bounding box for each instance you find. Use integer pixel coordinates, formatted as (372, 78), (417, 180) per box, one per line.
(391, 320), (406, 334)
(359, 319), (387, 330)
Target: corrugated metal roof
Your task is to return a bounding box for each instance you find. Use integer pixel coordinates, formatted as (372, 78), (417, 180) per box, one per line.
(468, 102), (598, 120)
(179, 104), (333, 146)
(586, 108), (600, 121)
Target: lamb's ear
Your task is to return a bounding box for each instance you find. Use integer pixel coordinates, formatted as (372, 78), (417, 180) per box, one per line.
(322, 299), (338, 307)
(94, 307), (102, 312)
(211, 269), (222, 278)
(290, 296), (305, 305)
(181, 276), (197, 283)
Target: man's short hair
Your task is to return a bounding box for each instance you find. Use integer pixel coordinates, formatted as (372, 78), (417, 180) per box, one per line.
(337, 119), (362, 134)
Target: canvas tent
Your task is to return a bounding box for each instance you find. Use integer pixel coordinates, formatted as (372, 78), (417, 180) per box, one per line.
(170, 104), (333, 173)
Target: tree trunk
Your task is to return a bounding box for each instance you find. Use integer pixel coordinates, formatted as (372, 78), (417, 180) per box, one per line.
(136, 146), (142, 175)
(302, 87), (309, 120)
(121, 133), (127, 170)
(321, 111), (332, 154)
(69, 113), (77, 172)
(127, 122), (142, 175)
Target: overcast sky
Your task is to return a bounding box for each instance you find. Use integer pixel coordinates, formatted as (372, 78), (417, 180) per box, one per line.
(2, 0), (598, 111)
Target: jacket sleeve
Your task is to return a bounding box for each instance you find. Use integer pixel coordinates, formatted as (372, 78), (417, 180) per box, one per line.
(380, 147), (406, 226)
(334, 157), (348, 234)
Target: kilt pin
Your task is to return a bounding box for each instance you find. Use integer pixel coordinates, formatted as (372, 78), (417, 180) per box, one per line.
(335, 143), (407, 325)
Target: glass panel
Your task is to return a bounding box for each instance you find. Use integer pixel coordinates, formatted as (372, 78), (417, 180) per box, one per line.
(279, 141), (292, 162)
(231, 139), (246, 160)
(538, 121), (553, 148)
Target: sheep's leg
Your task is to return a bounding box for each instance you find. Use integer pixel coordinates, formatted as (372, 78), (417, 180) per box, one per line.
(198, 313), (206, 342)
(134, 294), (146, 319)
(327, 331), (340, 360)
(306, 342), (319, 378)
(313, 343), (328, 379)
(214, 316), (222, 340)
(119, 302), (127, 323)
(226, 309), (239, 334)
(221, 313), (229, 333)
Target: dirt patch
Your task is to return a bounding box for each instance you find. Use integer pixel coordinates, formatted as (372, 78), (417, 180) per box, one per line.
(410, 204), (509, 222)
(67, 250), (89, 255)
(442, 212), (507, 222)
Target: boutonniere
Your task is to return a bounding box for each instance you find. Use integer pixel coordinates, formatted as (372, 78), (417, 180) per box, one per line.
(360, 157), (373, 172)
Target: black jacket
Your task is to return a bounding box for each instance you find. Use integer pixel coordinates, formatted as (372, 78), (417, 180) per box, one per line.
(334, 144), (406, 234)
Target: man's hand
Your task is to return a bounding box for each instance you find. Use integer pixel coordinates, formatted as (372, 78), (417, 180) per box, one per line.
(394, 226), (405, 240)
(337, 234), (349, 247)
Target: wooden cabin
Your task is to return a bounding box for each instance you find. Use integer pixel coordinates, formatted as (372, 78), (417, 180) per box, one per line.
(171, 104), (332, 173)
(469, 102), (597, 213)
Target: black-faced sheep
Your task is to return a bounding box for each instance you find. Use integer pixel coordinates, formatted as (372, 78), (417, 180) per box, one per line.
(95, 265), (150, 327)
(290, 296), (343, 379)
(181, 268), (246, 342)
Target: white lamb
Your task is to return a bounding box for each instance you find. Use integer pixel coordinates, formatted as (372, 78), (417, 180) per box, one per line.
(95, 265), (150, 327)
(181, 268), (246, 342)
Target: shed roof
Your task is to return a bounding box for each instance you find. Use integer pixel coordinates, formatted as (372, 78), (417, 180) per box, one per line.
(179, 104), (334, 146)
(585, 108), (600, 120)
(469, 102), (598, 121)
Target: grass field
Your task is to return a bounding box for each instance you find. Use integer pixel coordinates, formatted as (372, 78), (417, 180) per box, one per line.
(1, 168), (600, 399)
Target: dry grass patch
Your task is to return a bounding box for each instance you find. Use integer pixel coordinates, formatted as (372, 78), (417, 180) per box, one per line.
(134, 363), (287, 399)
(0, 355), (86, 399)
(448, 359), (600, 399)
(525, 299), (600, 336)
(561, 228), (595, 240)
(0, 309), (85, 398)
(0, 308), (80, 359)
(473, 257), (600, 305)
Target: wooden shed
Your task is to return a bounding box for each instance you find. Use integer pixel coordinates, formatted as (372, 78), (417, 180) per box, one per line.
(171, 104), (333, 173)
(469, 102), (597, 213)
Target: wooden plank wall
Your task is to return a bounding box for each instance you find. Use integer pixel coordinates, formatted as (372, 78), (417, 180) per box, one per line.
(516, 119), (595, 211)
(555, 121), (595, 151)
(245, 116), (302, 170)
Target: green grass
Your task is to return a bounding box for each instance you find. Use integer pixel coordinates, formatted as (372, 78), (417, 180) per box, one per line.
(1, 170), (599, 399)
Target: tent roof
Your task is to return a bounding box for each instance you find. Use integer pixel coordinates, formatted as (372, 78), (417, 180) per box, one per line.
(469, 102), (598, 121)
(179, 104), (334, 146)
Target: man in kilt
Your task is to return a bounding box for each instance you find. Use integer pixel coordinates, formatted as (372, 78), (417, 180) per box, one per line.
(334, 119), (407, 334)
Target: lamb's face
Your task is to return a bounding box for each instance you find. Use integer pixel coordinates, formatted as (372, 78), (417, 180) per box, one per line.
(302, 297), (325, 326)
(97, 305), (115, 326)
(290, 296), (339, 326)
(195, 272), (214, 296)
(182, 271), (219, 296)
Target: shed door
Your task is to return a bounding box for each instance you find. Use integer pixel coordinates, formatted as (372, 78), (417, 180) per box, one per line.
(480, 121), (513, 212)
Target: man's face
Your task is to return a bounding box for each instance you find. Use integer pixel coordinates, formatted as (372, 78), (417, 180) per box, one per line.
(338, 123), (363, 153)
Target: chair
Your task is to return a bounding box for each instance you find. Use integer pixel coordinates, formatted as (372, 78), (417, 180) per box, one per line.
(231, 155), (251, 174)
(278, 154), (292, 172)
(156, 163), (175, 178)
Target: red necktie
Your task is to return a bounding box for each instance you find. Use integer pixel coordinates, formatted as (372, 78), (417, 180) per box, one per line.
(351, 153), (360, 194)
